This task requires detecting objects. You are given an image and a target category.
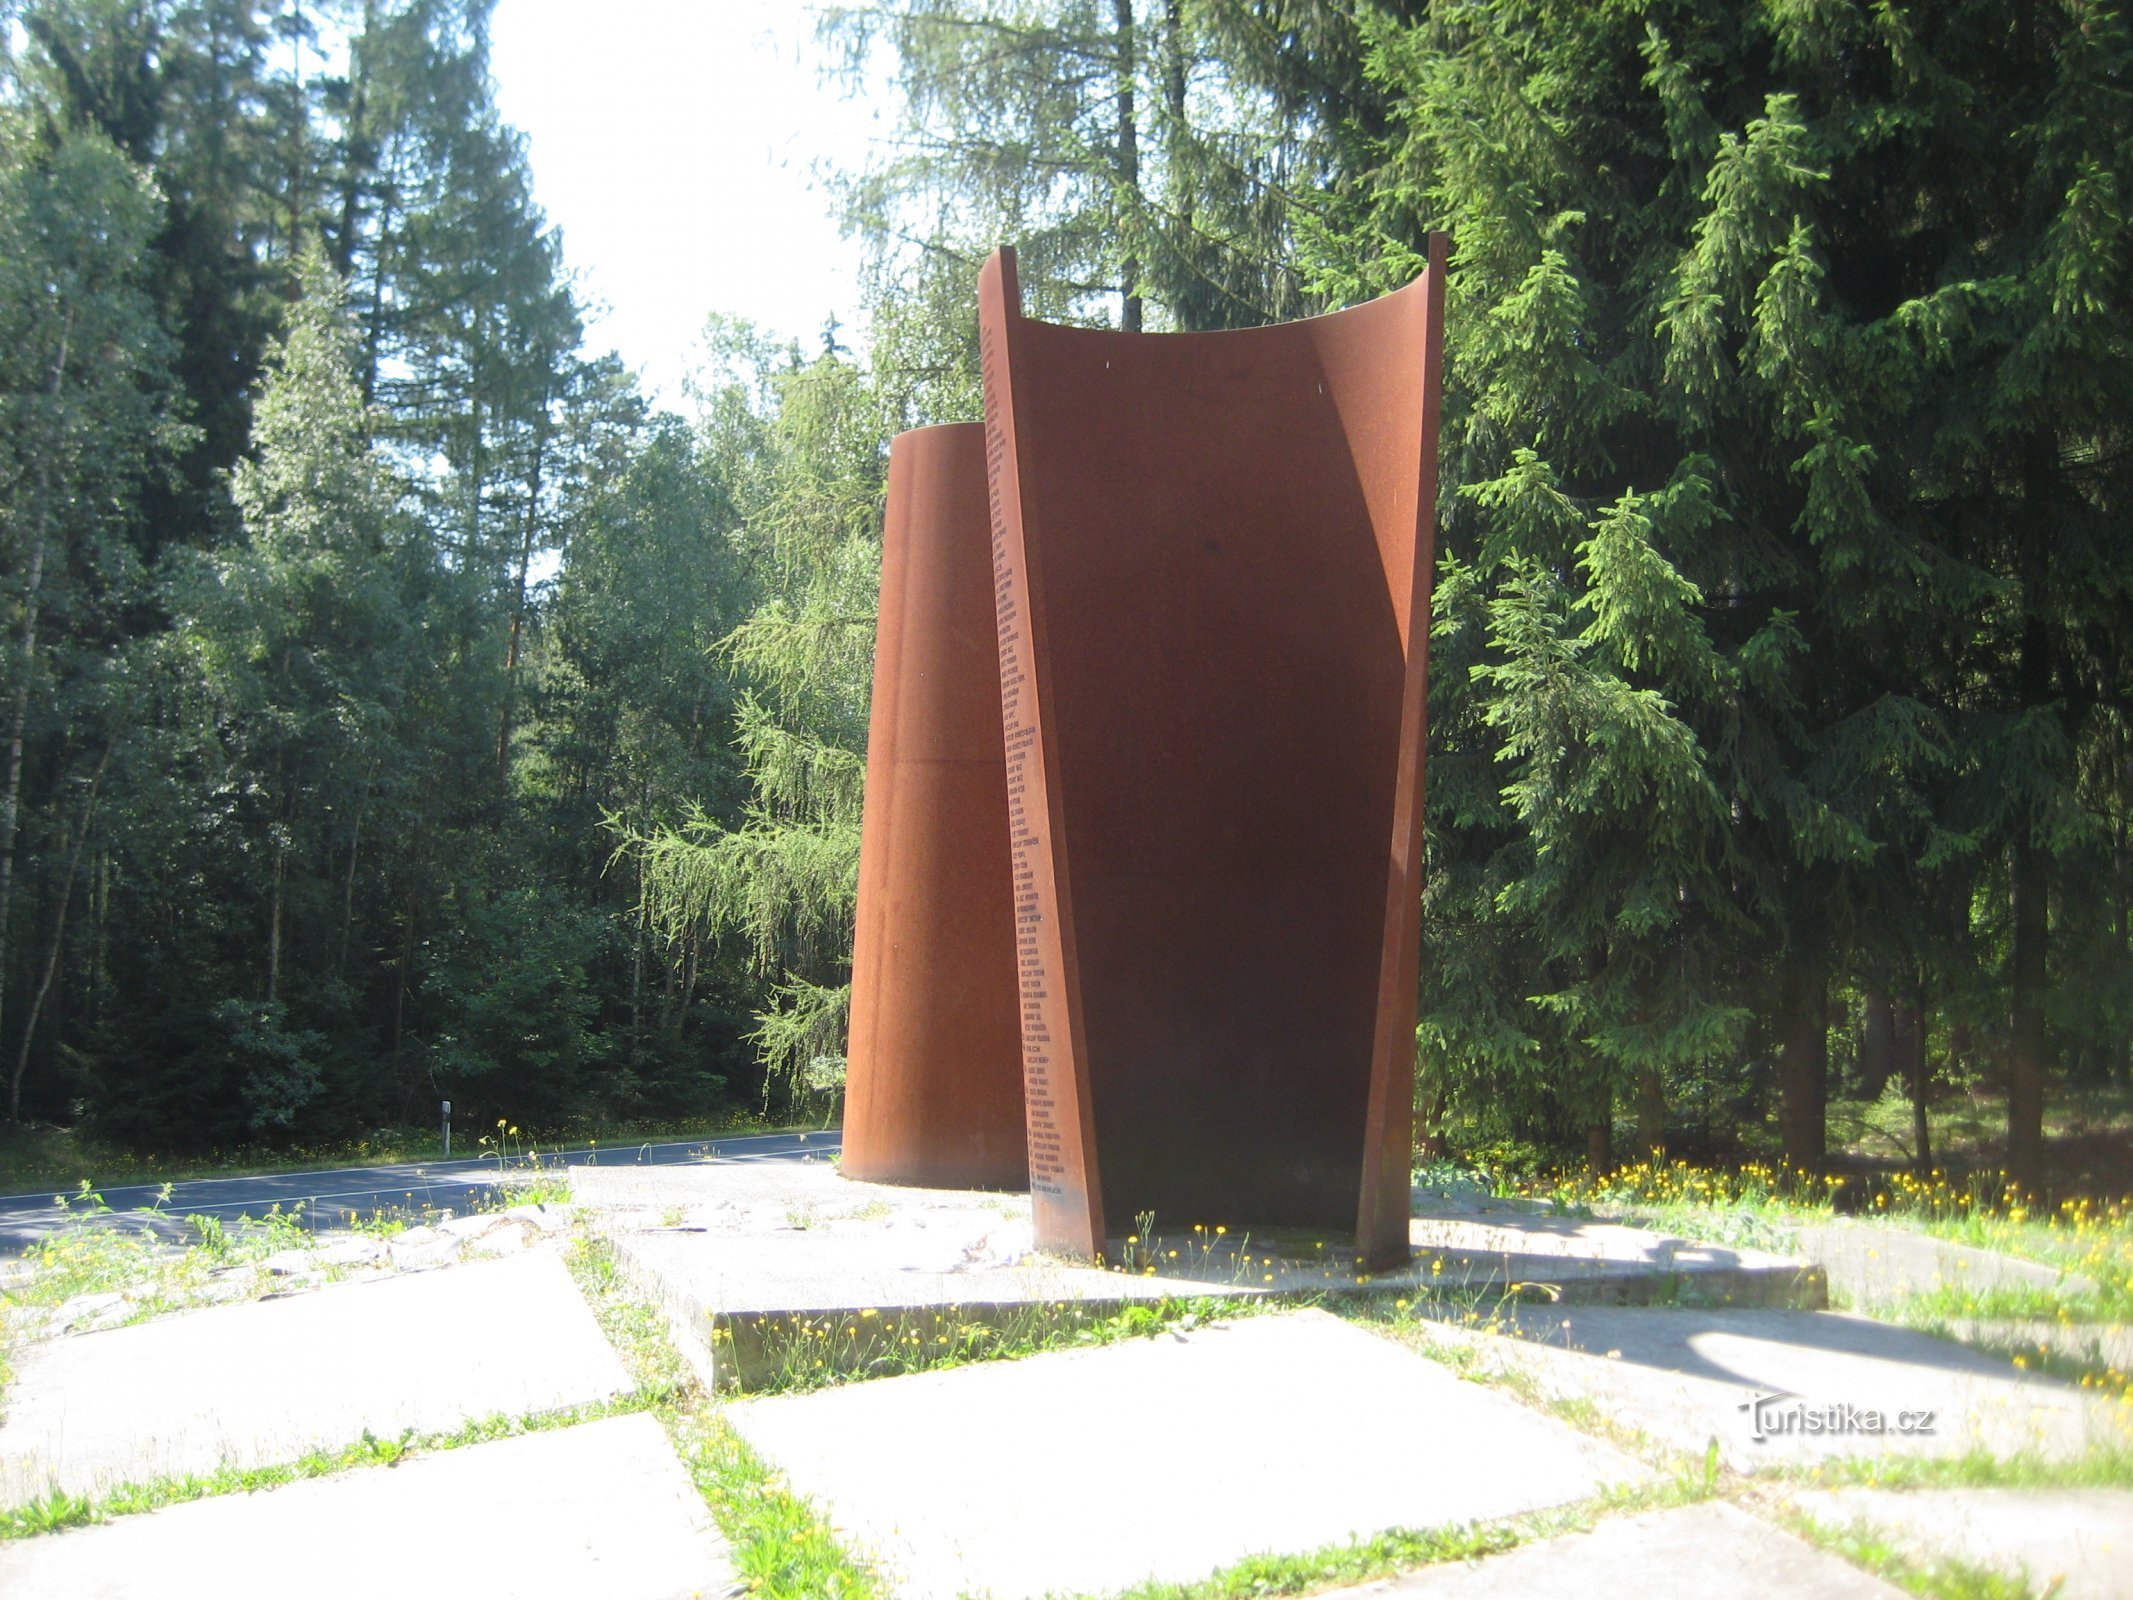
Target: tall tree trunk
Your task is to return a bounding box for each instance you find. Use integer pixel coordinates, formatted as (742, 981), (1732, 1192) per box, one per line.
(391, 897), (414, 1054)
(1858, 990), (1896, 1100)
(7, 739), (111, 1121)
(1112, 0), (1142, 332)
(2006, 472), (2053, 1191)
(1909, 981), (1933, 1176)
(267, 836), (287, 1005)
(333, 0), (377, 277)
(339, 776), (369, 974)
(1779, 945), (1828, 1174)
(361, 184), (395, 406)
(91, 847), (109, 1013)
(1585, 1080), (1612, 1174)
(628, 823), (647, 1048)
(282, 0), (308, 262)
(1415, 1074), (1447, 1162)
(2007, 836), (2048, 1189)
(1634, 1065), (1667, 1162)
(2119, 747), (2131, 1082)
(497, 421), (548, 784)
(0, 311), (70, 1116)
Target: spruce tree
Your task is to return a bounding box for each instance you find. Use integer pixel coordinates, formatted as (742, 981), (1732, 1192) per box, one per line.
(1316, 0), (2131, 1180)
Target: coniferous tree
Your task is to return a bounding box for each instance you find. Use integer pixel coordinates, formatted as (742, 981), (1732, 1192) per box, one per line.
(0, 115), (184, 1121)
(163, 243), (424, 1132)
(1315, 0), (2132, 1179)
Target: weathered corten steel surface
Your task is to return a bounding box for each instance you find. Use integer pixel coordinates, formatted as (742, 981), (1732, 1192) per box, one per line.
(979, 237), (1448, 1269)
(842, 423), (1028, 1191)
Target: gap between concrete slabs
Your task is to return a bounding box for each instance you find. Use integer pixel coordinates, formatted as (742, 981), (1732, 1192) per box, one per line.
(0, 1413), (732, 1600)
(1341, 1501), (1904, 1599)
(1783, 1486), (2133, 1600)
(723, 1307), (1649, 1600)
(0, 1250), (632, 1506)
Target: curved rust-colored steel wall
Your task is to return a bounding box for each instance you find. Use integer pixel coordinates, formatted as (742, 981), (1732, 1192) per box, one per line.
(842, 423), (1028, 1190)
(979, 238), (1447, 1267)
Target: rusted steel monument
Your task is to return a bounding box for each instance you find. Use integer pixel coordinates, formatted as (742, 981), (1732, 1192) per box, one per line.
(846, 236), (1447, 1272)
(842, 423), (1028, 1190)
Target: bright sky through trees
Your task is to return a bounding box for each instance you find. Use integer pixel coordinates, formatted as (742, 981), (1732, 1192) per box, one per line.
(489, 1), (880, 410)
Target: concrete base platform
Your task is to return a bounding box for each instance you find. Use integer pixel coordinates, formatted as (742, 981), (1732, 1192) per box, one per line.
(576, 1161), (1820, 1388)
(1786, 1487), (2133, 1600)
(0, 1415), (731, 1600)
(1350, 1502), (1901, 1598)
(0, 1252), (631, 1505)
(1408, 1306), (2131, 1470)
(724, 1308), (1646, 1600)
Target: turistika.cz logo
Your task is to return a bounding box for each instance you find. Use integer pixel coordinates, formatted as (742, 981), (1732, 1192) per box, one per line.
(1738, 1390), (1938, 1443)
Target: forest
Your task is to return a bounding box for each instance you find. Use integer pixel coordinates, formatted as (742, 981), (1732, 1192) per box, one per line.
(0, 0), (2125, 1195)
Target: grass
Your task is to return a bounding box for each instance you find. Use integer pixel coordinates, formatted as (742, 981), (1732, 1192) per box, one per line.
(1513, 1156), (2133, 1411)
(1, 1219), (631, 1542)
(730, 1294), (1265, 1396)
(0, 1177), (586, 1430)
(1518, 1158), (2132, 1334)
(1771, 1444), (2133, 1492)
(0, 1395), (651, 1540)
(1779, 1512), (2051, 1600)
(566, 1232), (886, 1598)
(1096, 1501), (1579, 1600)
(677, 1417), (884, 1598)
(4, 1184), (317, 1313)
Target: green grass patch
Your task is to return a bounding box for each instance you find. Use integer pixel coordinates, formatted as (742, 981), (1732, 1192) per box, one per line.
(675, 1415), (885, 1599)
(564, 1230), (885, 1597)
(1781, 1509), (2051, 1600)
(1771, 1444), (2133, 1492)
(4, 1185), (322, 1312)
(732, 1294), (1266, 1396)
(1512, 1158), (2133, 1320)
(1102, 1471), (1720, 1600)
(1892, 1283), (2116, 1323)
(0, 1396), (652, 1540)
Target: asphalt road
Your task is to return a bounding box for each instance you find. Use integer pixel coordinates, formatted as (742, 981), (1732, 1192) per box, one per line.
(0, 1129), (842, 1253)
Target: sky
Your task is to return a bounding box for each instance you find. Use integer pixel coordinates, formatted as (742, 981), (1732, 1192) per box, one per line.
(488, 1), (888, 411)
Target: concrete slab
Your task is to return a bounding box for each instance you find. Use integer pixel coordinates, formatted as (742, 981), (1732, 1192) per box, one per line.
(1790, 1222), (2097, 1310)
(580, 1160), (1819, 1387)
(0, 1414), (731, 1600)
(1407, 1306), (2131, 1470)
(724, 1308), (1646, 1600)
(0, 1251), (631, 1506)
(1786, 1487), (2133, 1600)
(1348, 1502), (1902, 1598)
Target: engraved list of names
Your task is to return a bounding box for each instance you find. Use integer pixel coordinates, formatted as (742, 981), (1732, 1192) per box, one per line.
(977, 284), (1099, 1256)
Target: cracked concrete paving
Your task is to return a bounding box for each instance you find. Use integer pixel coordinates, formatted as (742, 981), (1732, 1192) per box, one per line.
(0, 1251), (629, 1505)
